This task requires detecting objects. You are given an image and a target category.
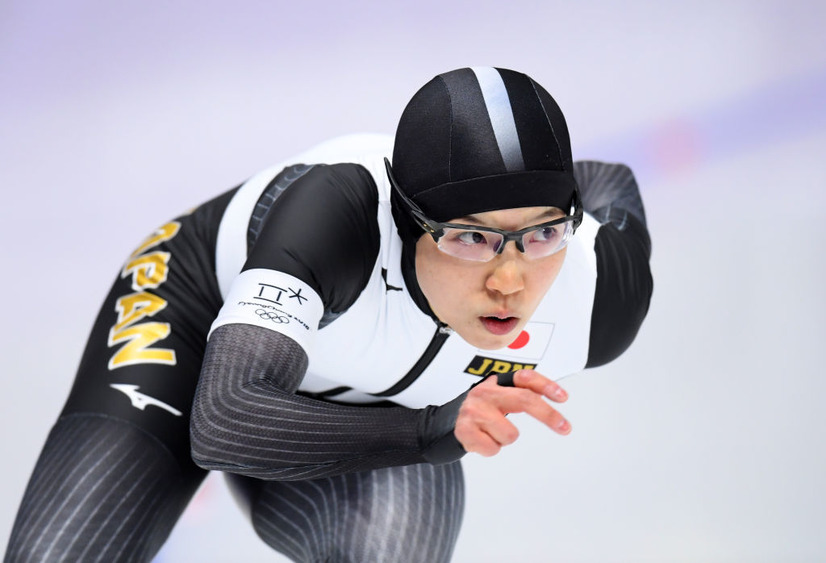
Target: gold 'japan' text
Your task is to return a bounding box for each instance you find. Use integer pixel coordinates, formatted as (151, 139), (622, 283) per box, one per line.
(107, 221), (181, 370)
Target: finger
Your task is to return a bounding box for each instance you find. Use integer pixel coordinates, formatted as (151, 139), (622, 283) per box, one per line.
(512, 369), (568, 403)
(455, 392), (522, 454)
(494, 387), (571, 435)
(478, 415), (521, 447)
(466, 383), (571, 435)
(453, 421), (503, 457)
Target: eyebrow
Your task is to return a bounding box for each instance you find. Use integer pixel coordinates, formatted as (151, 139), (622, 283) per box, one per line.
(455, 208), (565, 227)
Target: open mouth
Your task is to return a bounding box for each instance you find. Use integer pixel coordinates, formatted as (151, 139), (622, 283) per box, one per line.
(480, 316), (519, 336)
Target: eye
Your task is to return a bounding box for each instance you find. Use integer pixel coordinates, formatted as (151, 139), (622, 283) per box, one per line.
(455, 230), (488, 245)
(530, 226), (560, 243)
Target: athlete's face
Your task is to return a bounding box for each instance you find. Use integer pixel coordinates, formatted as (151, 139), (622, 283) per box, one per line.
(415, 206), (568, 350)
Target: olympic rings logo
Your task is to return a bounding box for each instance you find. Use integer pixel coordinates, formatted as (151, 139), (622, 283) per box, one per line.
(255, 309), (290, 324)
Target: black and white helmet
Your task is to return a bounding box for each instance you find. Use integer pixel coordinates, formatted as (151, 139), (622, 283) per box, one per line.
(389, 67), (580, 227)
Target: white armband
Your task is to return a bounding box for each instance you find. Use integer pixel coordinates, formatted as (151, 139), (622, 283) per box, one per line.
(209, 269), (324, 355)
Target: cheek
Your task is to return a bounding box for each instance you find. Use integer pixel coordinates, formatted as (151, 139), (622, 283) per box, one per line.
(529, 250), (567, 295)
(415, 240), (479, 311)
(545, 252), (567, 283)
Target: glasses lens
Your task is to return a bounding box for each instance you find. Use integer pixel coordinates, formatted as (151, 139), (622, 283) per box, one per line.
(437, 228), (504, 262)
(435, 218), (575, 262)
(521, 219), (574, 258)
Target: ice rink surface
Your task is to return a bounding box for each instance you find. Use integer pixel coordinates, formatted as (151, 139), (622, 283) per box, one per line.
(2, 1), (825, 561)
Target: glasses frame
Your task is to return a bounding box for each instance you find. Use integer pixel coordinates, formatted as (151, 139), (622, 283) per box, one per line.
(384, 158), (584, 260)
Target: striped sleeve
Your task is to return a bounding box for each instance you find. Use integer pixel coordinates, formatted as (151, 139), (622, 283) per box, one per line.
(190, 325), (464, 480)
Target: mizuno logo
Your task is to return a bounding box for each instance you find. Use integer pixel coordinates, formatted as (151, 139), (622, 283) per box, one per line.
(381, 268), (402, 292)
(110, 384), (182, 416)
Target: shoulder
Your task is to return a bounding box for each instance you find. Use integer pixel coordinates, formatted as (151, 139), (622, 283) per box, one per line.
(213, 134), (393, 299)
(244, 162), (382, 314)
(572, 161), (654, 368)
(296, 162), (379, 207)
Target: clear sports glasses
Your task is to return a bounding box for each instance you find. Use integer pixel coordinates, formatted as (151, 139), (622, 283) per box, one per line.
(431, 217), (577, 262)
(385, 158), (582, 263)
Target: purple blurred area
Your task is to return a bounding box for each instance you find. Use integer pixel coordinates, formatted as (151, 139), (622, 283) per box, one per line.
(2, 1), (825, 561)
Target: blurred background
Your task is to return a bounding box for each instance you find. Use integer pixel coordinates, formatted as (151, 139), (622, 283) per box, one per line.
(2, 1), (825, 561)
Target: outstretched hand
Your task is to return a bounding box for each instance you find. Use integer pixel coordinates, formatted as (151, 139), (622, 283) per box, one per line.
(454, 369), (570, 456)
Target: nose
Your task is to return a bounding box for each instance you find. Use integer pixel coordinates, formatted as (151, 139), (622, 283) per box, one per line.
(485, 249), (525, 296)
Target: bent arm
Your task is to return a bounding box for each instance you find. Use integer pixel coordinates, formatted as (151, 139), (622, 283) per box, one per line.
(574, 161), (654, 368)
(190, 324), (465, 480)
